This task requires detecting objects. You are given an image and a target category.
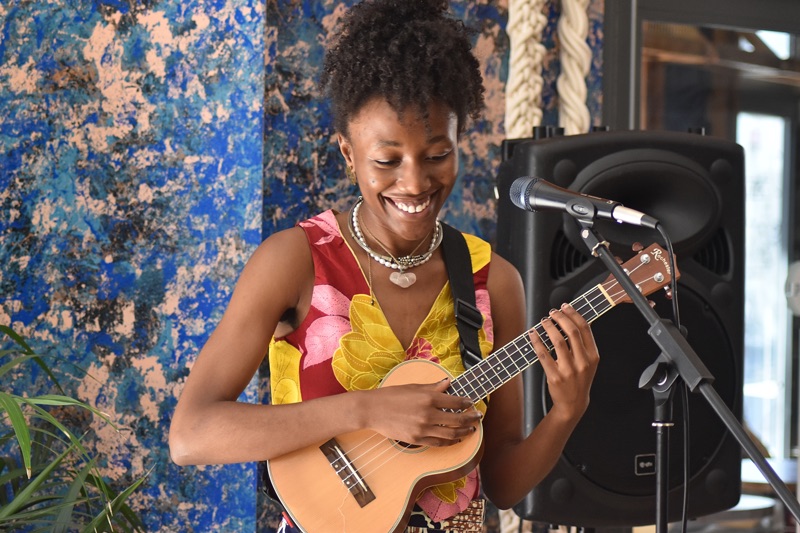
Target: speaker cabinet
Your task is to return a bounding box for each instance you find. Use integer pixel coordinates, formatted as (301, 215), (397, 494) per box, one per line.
(495, 130), (744, 527)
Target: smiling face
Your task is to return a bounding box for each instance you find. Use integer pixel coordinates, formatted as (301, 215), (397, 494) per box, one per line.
(338, 97), (459, 256)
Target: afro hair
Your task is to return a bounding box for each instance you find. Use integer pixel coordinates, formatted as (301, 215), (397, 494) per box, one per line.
(321, 0), (486, 136)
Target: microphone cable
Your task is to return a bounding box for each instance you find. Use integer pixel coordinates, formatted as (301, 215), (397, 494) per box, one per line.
(654, 222), (690, 533)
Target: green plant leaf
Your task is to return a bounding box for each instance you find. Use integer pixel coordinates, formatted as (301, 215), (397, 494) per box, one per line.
(0, 325), (34, 354)
(0, 391), (32, 478)
(25, 404), (121, 510)
(20, 394), (116, 427)
(0, 440), (74, 518)
(52, 458), (96, 533)
(81, 471), (150, 533)
(0, 495), (91, 530)
(0, 327), (146, 529)
(0, 325), (67, 395)
(0, 353), (42, 379)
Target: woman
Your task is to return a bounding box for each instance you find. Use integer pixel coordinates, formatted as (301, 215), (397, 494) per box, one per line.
(169, 1), (599, 531)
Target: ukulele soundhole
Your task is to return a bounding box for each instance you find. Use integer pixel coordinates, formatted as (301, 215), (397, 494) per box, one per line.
(394, 440), (422, 450)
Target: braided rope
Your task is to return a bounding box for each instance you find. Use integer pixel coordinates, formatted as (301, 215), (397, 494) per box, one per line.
(504, 0), (547, 139)
(557, 0), (591, 135)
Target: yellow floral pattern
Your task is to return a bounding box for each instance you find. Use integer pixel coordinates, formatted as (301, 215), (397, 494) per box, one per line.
(332, 288), (491, 414)
(269, 342), (302, 405)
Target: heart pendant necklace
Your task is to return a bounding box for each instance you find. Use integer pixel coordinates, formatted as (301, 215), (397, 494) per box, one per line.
(389, 271), (417, 288)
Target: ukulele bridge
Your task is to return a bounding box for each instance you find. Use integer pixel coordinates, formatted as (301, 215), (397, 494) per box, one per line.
(319, 438), (376, 508)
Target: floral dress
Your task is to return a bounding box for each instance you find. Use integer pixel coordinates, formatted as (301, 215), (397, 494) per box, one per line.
(269, 210), (494, 531)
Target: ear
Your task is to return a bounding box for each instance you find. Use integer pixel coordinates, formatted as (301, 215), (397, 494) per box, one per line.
(337, 133), (355, 168)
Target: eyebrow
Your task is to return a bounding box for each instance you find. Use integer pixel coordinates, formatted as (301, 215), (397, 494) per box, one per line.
(373, 135), (451, 148)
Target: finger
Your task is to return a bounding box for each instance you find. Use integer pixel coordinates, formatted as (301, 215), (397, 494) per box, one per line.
(558, 303), (600, 362)
(430, 406), (482, 428)
(557, 303), (588, 340)
(422, 417), (481, 446)
(529, 320), (556, 370)
(425, 404), (481, 435)
(543, 309), (573, 354)
(548, 309), (593, 374)
(430, 376), (451, 392)
(426, 377), (473, 411)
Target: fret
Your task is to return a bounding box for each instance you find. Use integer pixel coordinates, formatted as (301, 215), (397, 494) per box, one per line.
(576, 287), (604, 322)
(448, 381), (469, 399)
(577, 292), (599, 319)
(532, 323), (553, 352)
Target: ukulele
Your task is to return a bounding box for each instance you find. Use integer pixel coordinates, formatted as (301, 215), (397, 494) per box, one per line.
(267, 243), (678, 532)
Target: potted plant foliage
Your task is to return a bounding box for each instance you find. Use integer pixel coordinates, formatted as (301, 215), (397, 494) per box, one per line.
(0, 324), (148, 532)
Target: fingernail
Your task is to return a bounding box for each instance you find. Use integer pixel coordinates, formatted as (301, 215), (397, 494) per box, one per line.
(562, 303), (572, 310)
(549, 308), (558, 314)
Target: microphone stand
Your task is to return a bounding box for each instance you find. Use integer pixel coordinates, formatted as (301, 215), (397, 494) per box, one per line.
(571, 216), (800, 532)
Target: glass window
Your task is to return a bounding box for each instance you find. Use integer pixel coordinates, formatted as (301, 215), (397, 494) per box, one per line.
(738, 112), (791, 457)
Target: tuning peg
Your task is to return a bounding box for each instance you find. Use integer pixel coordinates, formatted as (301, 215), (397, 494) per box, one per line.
(664, 287), (673, 300)
(632, 242), (644, 252)
(648, 299), (657, 308)
(615, 256), (623, 264)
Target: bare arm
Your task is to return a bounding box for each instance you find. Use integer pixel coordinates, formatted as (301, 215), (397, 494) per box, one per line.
(169, 228), (479, 466)
(479, 253), (600, 509)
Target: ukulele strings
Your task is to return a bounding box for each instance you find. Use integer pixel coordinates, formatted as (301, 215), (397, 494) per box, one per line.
(333, 261), (659, 491)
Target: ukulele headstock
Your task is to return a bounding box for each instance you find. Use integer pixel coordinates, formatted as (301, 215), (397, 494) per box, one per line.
(606, 243), (680, 306)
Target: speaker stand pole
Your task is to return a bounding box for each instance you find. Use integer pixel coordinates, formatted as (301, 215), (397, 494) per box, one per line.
(640, 355), (680, 533)
(571, 218), (800, 527)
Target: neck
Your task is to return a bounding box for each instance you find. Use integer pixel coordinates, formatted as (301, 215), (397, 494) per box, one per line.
(354, 199), (437, 259)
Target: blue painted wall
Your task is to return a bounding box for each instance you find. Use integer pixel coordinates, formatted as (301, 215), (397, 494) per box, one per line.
(1, 0), (603, 530)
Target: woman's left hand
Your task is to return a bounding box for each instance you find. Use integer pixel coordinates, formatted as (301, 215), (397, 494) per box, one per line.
(530, 303), (600, 422)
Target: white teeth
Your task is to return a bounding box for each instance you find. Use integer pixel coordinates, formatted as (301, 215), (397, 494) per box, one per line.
(395, 197), (431, 213)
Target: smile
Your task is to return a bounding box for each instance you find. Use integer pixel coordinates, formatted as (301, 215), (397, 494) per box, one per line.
(392, 196), (432, 214)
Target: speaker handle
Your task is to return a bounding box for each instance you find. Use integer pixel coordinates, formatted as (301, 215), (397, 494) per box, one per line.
(572, 218), (800, 531)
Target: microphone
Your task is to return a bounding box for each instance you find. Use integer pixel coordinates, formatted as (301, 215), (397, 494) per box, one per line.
(509, 176), (659, 229)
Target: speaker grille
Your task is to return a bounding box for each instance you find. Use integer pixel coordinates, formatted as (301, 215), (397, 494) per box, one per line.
(693, 228), (732, 276)
(550, 230), (589, 280)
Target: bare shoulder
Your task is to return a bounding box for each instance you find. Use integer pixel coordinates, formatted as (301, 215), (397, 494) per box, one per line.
(248, 225), (310, 268)
(485, 251), (526, 346)
(487, 252), (524, 296)
(241, 227), (311, 286)
(226, 225), (314, 325)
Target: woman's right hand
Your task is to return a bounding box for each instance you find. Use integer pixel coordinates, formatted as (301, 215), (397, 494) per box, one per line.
(361, 378), (482, 447)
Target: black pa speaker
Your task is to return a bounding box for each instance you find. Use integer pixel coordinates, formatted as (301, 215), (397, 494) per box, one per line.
(495, 130), (744, 527)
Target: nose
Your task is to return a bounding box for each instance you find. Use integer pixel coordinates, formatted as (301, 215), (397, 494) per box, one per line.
(397, 161), (431, 195)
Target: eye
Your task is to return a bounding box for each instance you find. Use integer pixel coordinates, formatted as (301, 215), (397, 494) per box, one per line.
(373, 159), (399, 167)
(428, 150), (453, 162)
